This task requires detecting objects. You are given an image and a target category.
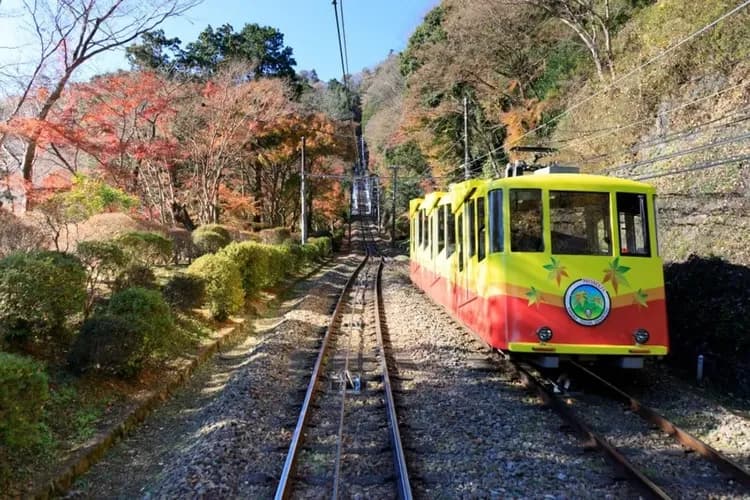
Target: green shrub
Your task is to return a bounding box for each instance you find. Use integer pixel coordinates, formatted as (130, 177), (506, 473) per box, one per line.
(192, 224), (232, 255)
(301, 242), (320, 263)
(162, 273), (205, 310)
(67, 315), (145, 378)
(300, 237), (332, 264)
(0, 251), (86, 341)
(219, 241), (268, 295)
(113, 264), (157, 292)
(283, 243), (305, 273)
(106, 287), (174, 354)
(266, 245), (292, 286)
(115, 231), (172, 266)
(0, 353), (48, 449)
(187, 254), (244, 320)
(309, 237), (332, 257)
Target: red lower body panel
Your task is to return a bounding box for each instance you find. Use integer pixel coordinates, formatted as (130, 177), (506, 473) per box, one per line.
(410, 261), (668, 353)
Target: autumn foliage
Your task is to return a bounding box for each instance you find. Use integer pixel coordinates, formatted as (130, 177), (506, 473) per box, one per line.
(2, 66), (353, 231)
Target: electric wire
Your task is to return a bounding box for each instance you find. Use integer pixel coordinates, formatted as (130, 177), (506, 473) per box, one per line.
(554, 79), (750, 153)
(331, 0), (348, 89)
(578, 107), (750, 166)
(339, 0), (351, 79)
(604, 131), (750, 174)
(450, 1), (750, 175)
(507, 0), (750, 149)
(631, 153), (750, 181)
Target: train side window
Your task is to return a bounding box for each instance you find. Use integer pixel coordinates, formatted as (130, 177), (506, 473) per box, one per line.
(510, 189), (544, 252)
(488, 189), (503, 253)
(437, 205), (446, 254)
(411, 215), (415, 253)
(550, 191), (611, 255)
(457, 213), (464, 272)
(446, 207), (456, 257)
(477, 197), (486, 262)
(467, 199), (476, 258)
(421, 209), (428, 248)
(617, 192), (650, 257)
(429, 213), (435, 257)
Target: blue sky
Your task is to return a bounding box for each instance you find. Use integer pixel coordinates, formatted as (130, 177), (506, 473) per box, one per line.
(0, 0), (439, 82)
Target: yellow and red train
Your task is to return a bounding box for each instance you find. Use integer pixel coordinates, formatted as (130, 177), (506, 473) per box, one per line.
(409, 167), (668, 368)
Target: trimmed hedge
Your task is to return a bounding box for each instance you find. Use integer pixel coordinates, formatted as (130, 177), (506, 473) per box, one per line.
(116, 231), (173, 265)
(187, 254), (244, 320)
(163, 273), (205, 310)
(0, 251), (86, 341)
(68, 315), (145, 378)
(218, 241), (297, 296)
(106, 287), (175, 355)
(0, 353), (48, 449)
(192, 224), (232, 255)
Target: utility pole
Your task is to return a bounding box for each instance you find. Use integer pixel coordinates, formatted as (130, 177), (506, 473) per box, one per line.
(300, 136), (307, 245)
(463, 95), (470, 180)
(390, 165), (399, 247)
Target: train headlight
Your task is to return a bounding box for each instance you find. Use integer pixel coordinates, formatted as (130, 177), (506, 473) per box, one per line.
(536, 326), (553, 343)
(633, 328), (650, 345)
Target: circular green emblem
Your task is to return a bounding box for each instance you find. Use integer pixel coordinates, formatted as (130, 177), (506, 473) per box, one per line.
(564, 279), (611, 326)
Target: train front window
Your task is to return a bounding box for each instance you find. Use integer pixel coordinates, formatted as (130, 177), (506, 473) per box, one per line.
(510, 189), (543, 252)
(617, 192), (651, 257)
(550, 191), (611, 256)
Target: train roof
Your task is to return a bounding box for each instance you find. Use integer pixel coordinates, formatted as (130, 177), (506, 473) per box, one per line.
(407, 173), (652, 212)
(456, 173), (656, 193)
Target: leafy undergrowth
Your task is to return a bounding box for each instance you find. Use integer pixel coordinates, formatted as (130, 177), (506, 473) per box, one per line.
(1, 308), (218, 497)
(0, 251), (328, 496)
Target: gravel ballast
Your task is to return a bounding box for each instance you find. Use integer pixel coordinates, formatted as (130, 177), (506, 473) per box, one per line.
(64, 252), (750, 498)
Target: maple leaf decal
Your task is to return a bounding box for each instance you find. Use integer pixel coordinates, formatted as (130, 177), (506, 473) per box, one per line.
(526, 286), (543, 308)
(543, 257), (569, 287)
(634, 288), (648, 308)
(602, 257), (630, 294)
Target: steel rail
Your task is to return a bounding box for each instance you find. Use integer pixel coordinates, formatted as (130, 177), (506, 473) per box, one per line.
(569, 361), (750, 489)
(274, 254), (369, 500)
(332, 257), (369, 498)
(375, 256), (413, 499)
(510, 361), (671, 500)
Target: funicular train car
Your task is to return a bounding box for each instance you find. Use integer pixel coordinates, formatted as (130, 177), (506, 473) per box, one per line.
(409, 168), (668, 368)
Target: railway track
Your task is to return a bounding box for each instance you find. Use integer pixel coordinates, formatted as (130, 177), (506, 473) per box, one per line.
(511, 359), (750, 499)
(275, 230), (411, 499)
